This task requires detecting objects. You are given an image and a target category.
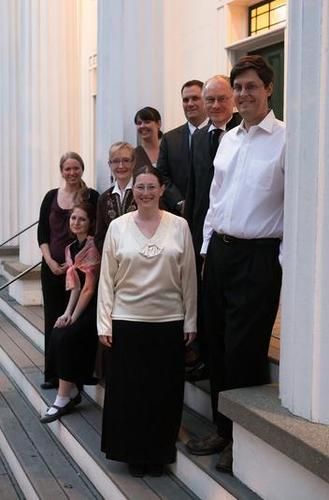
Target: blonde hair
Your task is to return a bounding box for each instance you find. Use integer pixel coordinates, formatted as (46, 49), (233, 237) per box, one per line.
(59, 151), (88, 203)
(109, 142), (135, 161)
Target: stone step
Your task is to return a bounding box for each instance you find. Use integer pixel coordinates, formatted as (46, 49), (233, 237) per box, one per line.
(219, 385), (329, 499)
(0, 282), (278, 425)
(0, 447), (24, 499)
(0, 366), (102, 499)
(0, 310), (200, 499)
(0, 298), (260, 499)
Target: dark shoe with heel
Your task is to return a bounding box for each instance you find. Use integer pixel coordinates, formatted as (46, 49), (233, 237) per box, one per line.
(215, 441), (233, 474)
(40, 380), (58, 390)
(186, 432), (231, 456)
(128, 463), (145, 477)
(40, 401), (73, 424)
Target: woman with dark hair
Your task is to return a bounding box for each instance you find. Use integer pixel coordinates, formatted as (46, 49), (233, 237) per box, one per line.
(37, 152), (99, 390)
(98, 165), (197, 477)
(134, 106), (162, 168)
(40, 202), (101, 423)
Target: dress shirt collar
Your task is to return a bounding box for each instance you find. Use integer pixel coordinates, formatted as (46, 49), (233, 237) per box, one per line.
(188, 117), (209, 135)
(112, 178), (133, 202)
(237, 109), (276, 135)
(208, 115), (233, 133)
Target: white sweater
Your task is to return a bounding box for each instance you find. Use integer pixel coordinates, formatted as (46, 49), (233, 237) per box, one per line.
(97, 211), (197, 335)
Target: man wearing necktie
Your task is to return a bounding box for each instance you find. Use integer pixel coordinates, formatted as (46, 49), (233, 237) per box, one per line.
(184, 76), (241, 383)
(157, 80), (208, 215)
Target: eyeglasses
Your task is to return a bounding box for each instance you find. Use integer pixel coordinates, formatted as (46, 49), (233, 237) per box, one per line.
(133, 184), (158, 192)
(205, 96), (231, 105)
(233, 83), (265, 94)
(109, 158), (133, 166)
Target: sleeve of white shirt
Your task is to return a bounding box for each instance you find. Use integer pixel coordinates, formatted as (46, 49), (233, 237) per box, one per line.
(97, 223), (119, 336)
(200, 148), (222, 255)
(181, 220), (197, 333)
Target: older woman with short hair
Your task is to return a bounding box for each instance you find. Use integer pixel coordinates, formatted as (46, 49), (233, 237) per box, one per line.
(95, 142), (137, 253)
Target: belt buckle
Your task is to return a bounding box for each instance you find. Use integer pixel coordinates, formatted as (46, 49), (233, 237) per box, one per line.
(222, 234), (231, 244)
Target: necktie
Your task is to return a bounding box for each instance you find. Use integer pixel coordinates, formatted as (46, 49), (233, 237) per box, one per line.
(210, 129), (221, 160)
(189, 127), (198, 149)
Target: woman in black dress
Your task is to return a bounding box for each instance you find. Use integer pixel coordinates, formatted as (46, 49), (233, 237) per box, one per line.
(40, 202), (100, 424)
(38, 152), (98, 389)
(98, 166), (197, 477)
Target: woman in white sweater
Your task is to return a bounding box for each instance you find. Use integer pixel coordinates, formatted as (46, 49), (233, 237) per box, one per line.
(97, 165), (197, 478)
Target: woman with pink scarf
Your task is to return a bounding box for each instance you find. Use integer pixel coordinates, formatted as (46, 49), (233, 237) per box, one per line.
(40, 202), (100, 424)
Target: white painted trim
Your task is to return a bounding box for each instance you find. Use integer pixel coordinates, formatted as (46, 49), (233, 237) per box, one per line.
(170, 452), (236, 500)
(184, 382), (212, 421)
(226, 25), (285, 51)
(233, 424), (329, 500)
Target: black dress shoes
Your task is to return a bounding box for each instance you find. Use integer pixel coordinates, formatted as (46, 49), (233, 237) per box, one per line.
(215, 441), (233, 474)
(186, 432), (231, 456)
(128, 463), (145, 477)
(40, 393), (81, 424)
(40, 380), (59, 390)
(40, 401), (73, 424)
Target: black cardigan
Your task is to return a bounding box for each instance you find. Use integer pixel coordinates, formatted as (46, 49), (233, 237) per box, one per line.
(37, 188), (99, 246)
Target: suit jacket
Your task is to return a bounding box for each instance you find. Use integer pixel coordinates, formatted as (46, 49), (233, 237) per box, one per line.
(184, 113), (241, 254)
(157, 123), (190, 213)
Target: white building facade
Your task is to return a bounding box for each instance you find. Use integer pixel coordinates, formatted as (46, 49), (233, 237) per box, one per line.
(1, 0), (329, 497)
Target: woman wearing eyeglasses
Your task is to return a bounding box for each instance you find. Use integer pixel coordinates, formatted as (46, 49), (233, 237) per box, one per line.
(98, 165), (197, 478)
(95, 142), (137, 253)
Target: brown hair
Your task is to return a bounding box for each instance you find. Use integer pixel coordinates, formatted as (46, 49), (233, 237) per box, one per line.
(230, 55), (274, 87)
(133, 165), (164, 186)
(71, 201), (97, 236)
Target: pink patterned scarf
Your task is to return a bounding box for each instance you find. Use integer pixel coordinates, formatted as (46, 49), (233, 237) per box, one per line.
(65, 236), (100, 291)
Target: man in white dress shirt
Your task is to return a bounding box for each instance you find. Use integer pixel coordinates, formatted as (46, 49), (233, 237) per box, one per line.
(186, 55), (285, 473)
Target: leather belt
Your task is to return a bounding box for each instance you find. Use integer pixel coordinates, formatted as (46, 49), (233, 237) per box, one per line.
(216, 233), (280, 246)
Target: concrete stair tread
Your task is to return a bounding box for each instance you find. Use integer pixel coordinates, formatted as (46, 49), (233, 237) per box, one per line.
(220, 384), (329, 485)
(0, 306), (260, 499)
(0, 313), (200, 499)
(0, 367), (102, 499)
(0, 448), (24, 499)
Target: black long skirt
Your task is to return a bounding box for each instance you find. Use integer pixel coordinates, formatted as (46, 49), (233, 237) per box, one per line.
(47, 298), (98, 385)
(101, 320), (185, 465)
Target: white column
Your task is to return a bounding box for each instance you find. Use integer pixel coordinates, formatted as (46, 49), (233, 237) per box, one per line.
(0, 0), (19, 246)
(17, 0), (81, 265)
(280, 0), (329, 423)
(96, 0), (164, 193)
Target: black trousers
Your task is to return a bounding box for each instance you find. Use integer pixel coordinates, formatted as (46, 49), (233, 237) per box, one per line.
(41, 260), (69, 382)
(203, 233), (282, 439)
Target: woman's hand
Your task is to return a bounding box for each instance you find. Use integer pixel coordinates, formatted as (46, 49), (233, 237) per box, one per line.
(184, 331), (197, 346)
(99, 334), (112, 348)
(54, 313), (72, 328)
(48, 258), (67, 276)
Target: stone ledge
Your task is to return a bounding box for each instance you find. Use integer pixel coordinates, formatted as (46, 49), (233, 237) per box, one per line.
(219, 384), (329, 484)
(2, 261), (41, 281)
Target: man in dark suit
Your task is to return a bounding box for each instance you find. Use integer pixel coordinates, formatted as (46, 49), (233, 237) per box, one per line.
(157, 80), (208, 214)
(184, 75), (241, 381)
(185, 75), (241, 258)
